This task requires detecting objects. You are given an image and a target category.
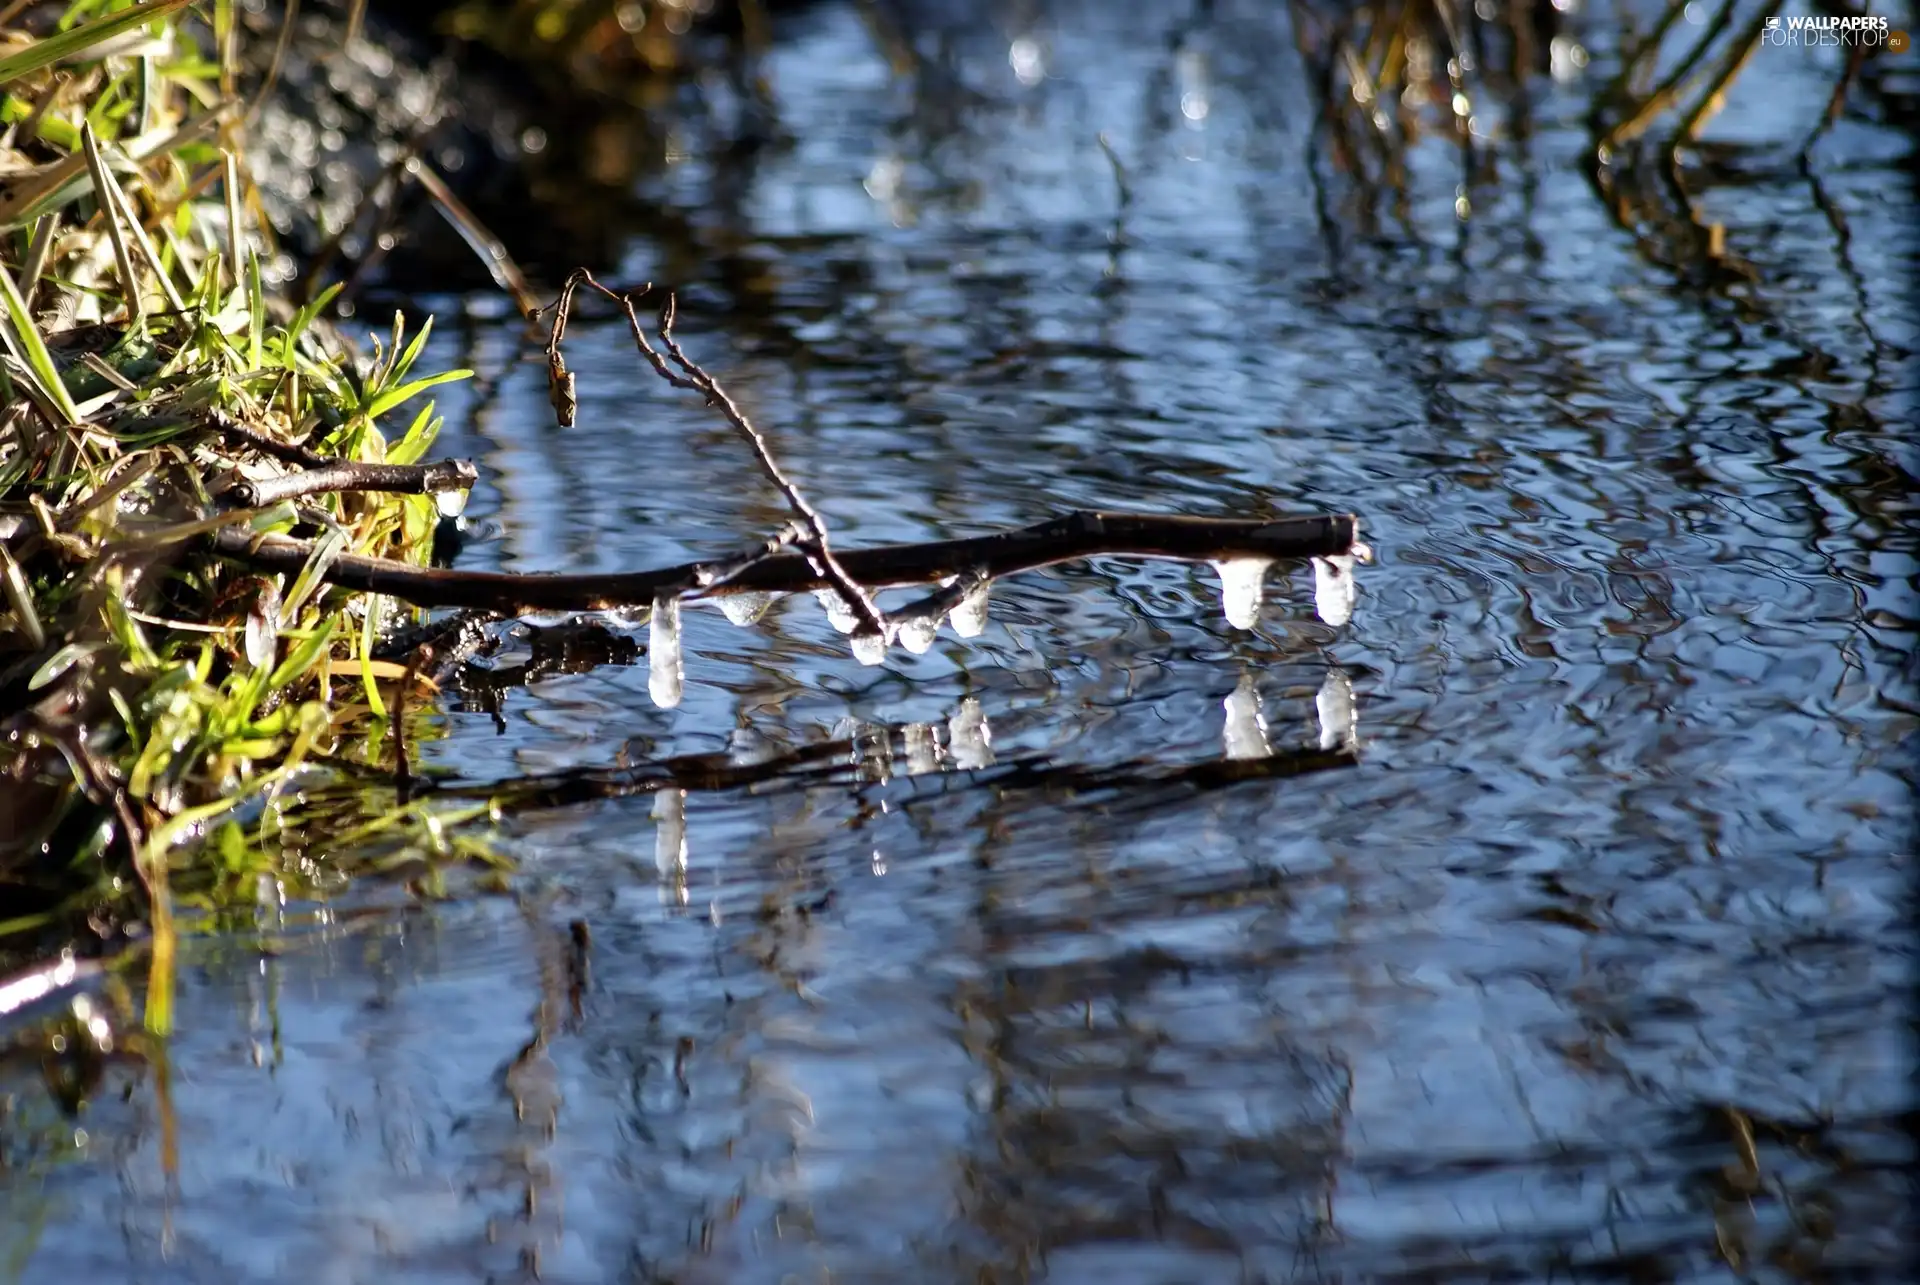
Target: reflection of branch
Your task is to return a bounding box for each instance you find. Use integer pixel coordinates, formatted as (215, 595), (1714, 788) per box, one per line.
(410, 725), (1357, 817)
(209, 511), (1359, 614)
(986, 742), (1358, 803)
(1799, 39), (1870, 158)
(1668, 14), (1765, 148)
(1596, 0), (1736, 153)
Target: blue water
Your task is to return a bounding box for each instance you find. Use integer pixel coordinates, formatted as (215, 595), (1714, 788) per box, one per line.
(4, 2), (1913, 1281)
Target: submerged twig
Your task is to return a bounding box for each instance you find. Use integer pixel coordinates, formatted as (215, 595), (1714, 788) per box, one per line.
(393, 650), (416, 804)
(209, 510), (1360, 614)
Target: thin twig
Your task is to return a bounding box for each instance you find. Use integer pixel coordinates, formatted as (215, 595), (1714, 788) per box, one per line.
(689, 519), (807, 589)
(561, 270), (890, 638)
(208, 510), (1360, 614)
(1597, 0), (1737, 154)
(408, 159), (541, 318)
(1670, 14), (1765, 149)
(653, 289), (887, 636)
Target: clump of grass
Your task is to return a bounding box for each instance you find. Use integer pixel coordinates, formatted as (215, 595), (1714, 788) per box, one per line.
(1, 0), (501, 1023)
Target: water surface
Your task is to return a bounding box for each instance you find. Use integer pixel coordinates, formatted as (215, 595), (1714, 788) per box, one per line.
(5, 2), (1914, 1281)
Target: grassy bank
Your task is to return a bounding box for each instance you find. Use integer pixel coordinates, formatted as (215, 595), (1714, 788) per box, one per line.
(1, 0), (502, 1023)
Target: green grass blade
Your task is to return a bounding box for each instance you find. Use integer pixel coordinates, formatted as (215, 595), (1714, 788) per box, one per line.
(359, 597), (388, 720)
(246, 249), (265, 368)
(366, 368), (471, 422)
(0, 256), (83, 424)
(388, 313), (434, 386)
(81, 120), (146, 329)
(0, 0), (195, 87)
(267, 618), (337, 689)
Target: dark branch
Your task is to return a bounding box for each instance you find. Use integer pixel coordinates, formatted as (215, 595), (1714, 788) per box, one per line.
(208, 510), (1360, 615)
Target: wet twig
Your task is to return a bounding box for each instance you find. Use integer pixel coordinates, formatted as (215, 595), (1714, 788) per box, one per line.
(209, 510), (1361, 615)
(407, 159), (542, 318)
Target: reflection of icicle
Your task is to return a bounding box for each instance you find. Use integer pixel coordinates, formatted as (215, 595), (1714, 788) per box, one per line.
(871, 848), (888, 877)
(1313, 554), (1359, 627)
(903, 722), (942, 776)
(727, 725), (779, 766)
(815, 588), (860, 634)
(856, 725), (893, 784)
(1210, 558), (1270, 630)
(718, 592), (773, 626)
(897, 614), (940, 654)
(950, 580), (991, 638)
(1221, 671), (1270, 760)
(653, 788), (689, 906)
(851, 629), (889, 666)
(948, 698), (994, 769)
(1318, 667), (1357, 751)
(648, 593), (684, 708)
(603, 604), (649, 629)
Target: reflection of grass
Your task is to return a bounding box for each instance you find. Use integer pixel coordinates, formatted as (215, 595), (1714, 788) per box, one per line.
(1, 2), (496, 1018)
(1287, 0), (1854, 282)
(438, 0), (772, 94)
